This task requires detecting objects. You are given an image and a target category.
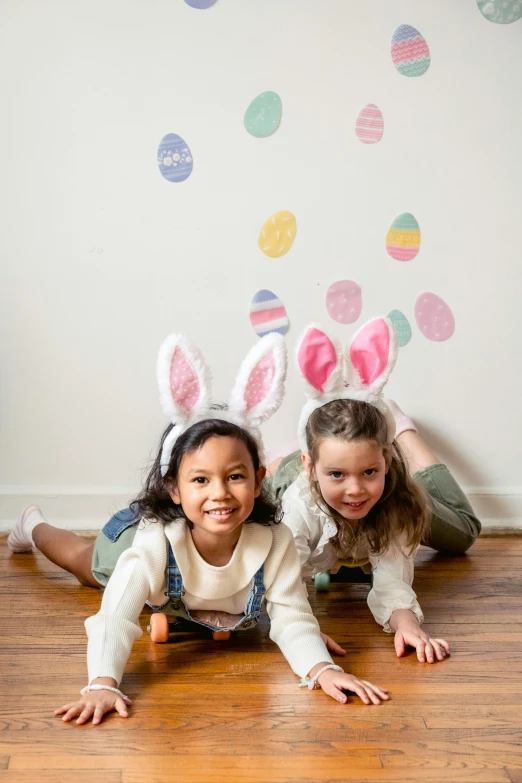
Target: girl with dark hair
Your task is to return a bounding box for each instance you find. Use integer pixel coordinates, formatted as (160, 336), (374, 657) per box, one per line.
(9, 332), (389, 725)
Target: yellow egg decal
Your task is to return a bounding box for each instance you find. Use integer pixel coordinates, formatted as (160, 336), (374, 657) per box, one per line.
(258, 210), (296, 258)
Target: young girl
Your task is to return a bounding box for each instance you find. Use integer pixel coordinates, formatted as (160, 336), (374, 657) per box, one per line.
(276, 317), (455, 664)
(8, 332), (388, 724)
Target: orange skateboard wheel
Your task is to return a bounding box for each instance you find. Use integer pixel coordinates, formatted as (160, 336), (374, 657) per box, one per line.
(212, 630), (231, 641)
(150, 612), (169, 643)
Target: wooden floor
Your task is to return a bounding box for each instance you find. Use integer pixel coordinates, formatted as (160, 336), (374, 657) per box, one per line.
(1, 536), (522, 783)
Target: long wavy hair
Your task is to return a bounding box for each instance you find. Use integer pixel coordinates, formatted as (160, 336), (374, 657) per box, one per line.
(131, 418), (280, 526)
(305, 399), (430, 557)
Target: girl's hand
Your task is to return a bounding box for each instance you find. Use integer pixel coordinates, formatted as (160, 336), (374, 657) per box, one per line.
(394, 625), (450, 663)
(317, 668), (389, 705)
(55, 690), (132, 725)
(320, 632), (346, 656)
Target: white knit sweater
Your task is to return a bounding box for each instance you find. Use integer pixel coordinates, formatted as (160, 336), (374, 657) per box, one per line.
(85, 518), (332, 685)
(281, 472), (424, 632)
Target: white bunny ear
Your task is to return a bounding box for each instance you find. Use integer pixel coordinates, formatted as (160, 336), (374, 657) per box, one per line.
(348, 317), (398, 396)
(156, 334), (212, 423)
(296, 324), (344, 397)
(228, 333), (287, 429)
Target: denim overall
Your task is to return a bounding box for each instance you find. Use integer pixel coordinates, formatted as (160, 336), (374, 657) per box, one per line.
(102, 506), (266, 633)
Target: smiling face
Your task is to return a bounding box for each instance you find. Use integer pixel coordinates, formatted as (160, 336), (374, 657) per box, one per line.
(168, 435), (265, 544)
(304, 436), (388, 521)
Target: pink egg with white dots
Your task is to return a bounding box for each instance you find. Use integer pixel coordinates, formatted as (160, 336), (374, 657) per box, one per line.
(326, 280), (362, 325)
(415, 293), (455, 342)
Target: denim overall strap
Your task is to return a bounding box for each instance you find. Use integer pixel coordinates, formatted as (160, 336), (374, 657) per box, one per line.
(243, 564), (266, 619)
(166, 540), (184, 602)
(102, 504), (140, 543)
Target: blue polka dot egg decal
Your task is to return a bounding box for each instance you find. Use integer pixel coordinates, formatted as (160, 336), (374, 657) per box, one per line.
(185, 0), (217, 8)
(477, 0), (522, 23)
(244, 91), (282, 138)
(387, 310), (412, 347)
(157, 133), (193, 183)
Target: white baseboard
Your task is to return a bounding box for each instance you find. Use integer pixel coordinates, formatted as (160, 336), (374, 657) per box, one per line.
(0, 485), (521, 534)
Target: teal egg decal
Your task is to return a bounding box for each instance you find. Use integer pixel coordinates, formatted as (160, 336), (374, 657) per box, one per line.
(388, 310), (412, 347)
(477, 0), (522, 23)
(244, 91), (282, 138)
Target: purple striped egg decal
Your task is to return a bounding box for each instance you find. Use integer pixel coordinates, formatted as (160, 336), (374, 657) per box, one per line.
(250, 289), (289, 337)
(415, 293), (455, 342)
(185, 0), (217, 7)
(355, 104), (384, 144)
(326, 280), (362, 325)
(157, 133), (193, 182)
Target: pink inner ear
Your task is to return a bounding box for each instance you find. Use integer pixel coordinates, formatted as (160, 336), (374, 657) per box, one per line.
(350, 319), (390, 386)
(169, 346), (200, 412)
(298, 328), (337, 392)
(244, 351), (275, 411)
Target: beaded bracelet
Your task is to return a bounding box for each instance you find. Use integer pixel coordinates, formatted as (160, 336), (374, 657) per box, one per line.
(80, 684), (129, 701)
(299, 663), (344, 690)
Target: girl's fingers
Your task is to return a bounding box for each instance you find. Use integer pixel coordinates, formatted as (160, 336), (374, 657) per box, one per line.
(115, 698), (129, 718)
(435, 638), (451, 655)
(416, 641), (426, 662)
(350, 683), (371, 705)
(361, 681), (389, 699)
(76, 706), (94, 725)
(322, 682), (347, 704)
(321, 633), (346, 656)
(425, 641), (435, 664)
(55, 704), (74, 715)
(430, 638), (445, 661)
(62, 706), (82, 723)
(328, 638), (347, 656)
(361, 684), (382, 705)
(394, 633), (405, 657)
(92, 707), (105, 726)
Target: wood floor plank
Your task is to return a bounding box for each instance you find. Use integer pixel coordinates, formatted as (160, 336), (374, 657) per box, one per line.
(0, 773), (121, 783)
(1, 536), (521, 782)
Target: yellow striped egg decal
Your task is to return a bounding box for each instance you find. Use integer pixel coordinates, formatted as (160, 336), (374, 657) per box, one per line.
(386, 212), (420, 261)
(258, 211), (297, 258)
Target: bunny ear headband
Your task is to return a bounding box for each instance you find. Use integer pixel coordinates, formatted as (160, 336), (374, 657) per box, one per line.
(296, 316), (398, 452)
(156, 332), (287, 476)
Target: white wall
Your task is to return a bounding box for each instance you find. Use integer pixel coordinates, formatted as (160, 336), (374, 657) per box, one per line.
(1, 0), (521, 530)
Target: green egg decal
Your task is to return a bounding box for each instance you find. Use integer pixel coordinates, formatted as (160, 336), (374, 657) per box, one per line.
(388, 310), (412, 347)
(244, 91), (282, 138)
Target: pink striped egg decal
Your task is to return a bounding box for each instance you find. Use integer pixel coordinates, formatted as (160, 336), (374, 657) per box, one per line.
(326, 280), (362, 325)
(355, 104), (384, 144)
(415, 293), (455, 342)
(250, 289), (289, 337)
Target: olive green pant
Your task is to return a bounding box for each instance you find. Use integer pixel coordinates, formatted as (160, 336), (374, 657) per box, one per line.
(266, 451), (481, 555)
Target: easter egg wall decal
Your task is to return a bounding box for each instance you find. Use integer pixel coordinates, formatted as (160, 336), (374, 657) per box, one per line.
(477, 0), (522, 23)
(244, 91), (282, 138)
(391, 25), (430, 77)
(355, 104), (384, 144)
(387, 309), (412, 347)
(386, 213), (421, 262)
(258, 211), (296, 258)
(157, 133), (193, 182)
(415, 293), (455, 342)
(250, 289), (289, 337)
(326, 281), (362, 324)
(185, 0), (217, 8)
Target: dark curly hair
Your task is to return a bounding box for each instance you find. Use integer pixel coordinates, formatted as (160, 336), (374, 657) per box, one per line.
(130, 418), (280, 526)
